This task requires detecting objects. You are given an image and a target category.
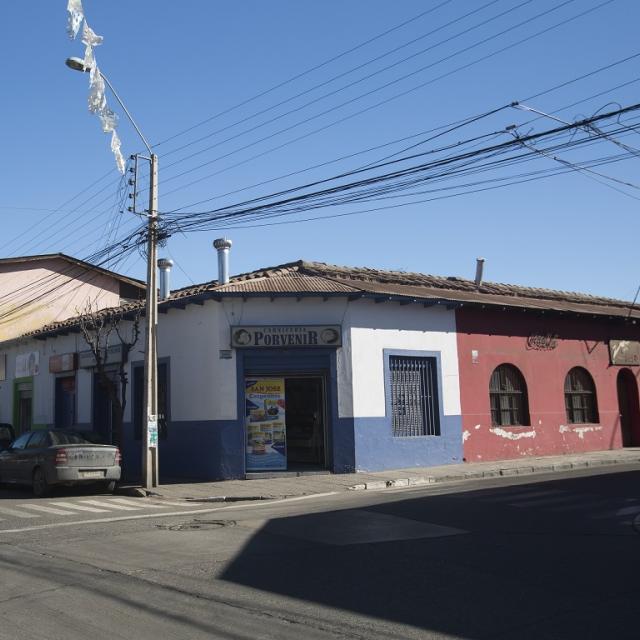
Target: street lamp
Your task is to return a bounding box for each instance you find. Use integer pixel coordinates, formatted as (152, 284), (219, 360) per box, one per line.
(66, 57), (159, 490)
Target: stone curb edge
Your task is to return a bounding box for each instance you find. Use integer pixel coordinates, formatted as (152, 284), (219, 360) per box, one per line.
(347, 456), (640, 492)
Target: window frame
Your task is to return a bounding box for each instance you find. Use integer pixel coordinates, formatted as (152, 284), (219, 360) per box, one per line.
(489, 364), (531, 427)
(384, 350), (444, 438)
(564, 367), (599, 424)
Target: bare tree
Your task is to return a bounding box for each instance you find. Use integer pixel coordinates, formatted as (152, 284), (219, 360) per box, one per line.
(77, 300), (141, 451)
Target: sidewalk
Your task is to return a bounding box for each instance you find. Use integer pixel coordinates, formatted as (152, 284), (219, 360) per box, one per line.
(133, 448), (640, 502)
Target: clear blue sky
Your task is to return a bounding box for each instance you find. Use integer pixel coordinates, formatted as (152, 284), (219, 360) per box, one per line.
(1, 1), (639, 299)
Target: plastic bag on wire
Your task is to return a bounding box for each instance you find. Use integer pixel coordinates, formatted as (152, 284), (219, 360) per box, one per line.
(67, 0), (84, 39)
(111, 131), (126, 175)
(100, 108), (118, 133)
(88, 65), (106, 114)
(81, 21), (103, 47)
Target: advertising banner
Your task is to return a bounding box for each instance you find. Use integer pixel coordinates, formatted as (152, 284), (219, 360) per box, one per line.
(245, 378), (286, 471)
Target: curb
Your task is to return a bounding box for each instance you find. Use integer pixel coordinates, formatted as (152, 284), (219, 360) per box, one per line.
(347, 456), (640, 492)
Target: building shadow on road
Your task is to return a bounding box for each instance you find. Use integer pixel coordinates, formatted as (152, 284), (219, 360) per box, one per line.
(220, 471), (640, 639)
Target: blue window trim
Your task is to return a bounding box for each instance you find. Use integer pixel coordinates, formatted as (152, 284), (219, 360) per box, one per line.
(383, 348), (445, 438)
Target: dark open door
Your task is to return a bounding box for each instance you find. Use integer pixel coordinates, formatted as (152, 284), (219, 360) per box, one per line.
(285, 377), (326, 468)
(617, 369), (640, 446)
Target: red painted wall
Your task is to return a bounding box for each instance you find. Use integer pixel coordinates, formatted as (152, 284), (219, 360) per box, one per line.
(456, 308), (640, 462)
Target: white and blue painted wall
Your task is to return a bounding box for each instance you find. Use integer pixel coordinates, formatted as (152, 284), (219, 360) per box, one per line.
(0, 294), (463, 479)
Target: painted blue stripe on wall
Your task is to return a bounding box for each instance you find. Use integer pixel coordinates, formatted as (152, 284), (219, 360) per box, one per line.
(353, 414), (462, 472)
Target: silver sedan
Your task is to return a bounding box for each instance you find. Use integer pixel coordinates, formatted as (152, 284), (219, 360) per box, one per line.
(0, 429), (121, 497)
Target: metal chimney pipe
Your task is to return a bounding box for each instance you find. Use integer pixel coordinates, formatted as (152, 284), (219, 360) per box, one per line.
(157, 258), (174, 300)
(474, 258), (485, 288)
(213, 238), (233, 285)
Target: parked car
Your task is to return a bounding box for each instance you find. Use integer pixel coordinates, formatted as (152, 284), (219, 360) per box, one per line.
(0, 424), (14, 451)
(0, 429), (121, 497)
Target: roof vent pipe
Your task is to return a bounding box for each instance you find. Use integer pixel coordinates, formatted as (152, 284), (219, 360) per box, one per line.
(474, 258), (485, 288)
(213, 238), (233, 285)
(157, 258), (174, 300)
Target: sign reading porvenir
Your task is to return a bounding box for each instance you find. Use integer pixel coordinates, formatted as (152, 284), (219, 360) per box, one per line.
(609, 340), (640, 365)
(231, 325), (342, 349)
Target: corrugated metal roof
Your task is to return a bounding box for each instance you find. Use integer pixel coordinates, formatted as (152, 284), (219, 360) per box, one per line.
(17, 258), (640, 342)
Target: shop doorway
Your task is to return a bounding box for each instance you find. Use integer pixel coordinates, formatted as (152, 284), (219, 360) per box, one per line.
(244, 374), (328, 472)
(93, 369), (119, 444)
(16, 381), (33, 435)
(55, 376), (76, 428)
(285, 377), (326, 468)
(617, 369), (640, 446)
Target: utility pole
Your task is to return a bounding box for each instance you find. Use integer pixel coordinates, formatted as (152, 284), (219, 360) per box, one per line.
(142, 152), (159, 489)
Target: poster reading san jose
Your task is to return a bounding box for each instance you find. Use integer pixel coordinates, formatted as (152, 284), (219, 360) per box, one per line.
(245, 378), (286, 471)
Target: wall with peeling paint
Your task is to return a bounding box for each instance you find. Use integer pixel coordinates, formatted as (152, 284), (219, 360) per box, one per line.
(456, 307), (640, 461)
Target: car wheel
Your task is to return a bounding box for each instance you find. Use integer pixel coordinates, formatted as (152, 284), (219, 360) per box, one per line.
(102, 480), (116, 493)
(32, 467), (51, 498)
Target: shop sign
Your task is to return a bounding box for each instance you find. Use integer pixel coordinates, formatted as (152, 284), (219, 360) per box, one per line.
(231, 325), (341, 349)
(609, 340), (640, 365)
(49, 353), (77, 373)
(245, 378), (287, 471)
(78, 345), (124, 368)
(16, 351), (39, 378)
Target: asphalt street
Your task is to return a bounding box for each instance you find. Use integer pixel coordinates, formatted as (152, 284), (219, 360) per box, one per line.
(0, 465), (639, 639)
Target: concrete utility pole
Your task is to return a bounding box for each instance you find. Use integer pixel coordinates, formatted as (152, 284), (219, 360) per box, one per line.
(66, 57), (159, 489)
(142, 152), (159, 489)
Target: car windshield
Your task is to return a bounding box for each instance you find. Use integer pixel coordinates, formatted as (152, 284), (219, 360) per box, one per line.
(49, 431), (97, 446)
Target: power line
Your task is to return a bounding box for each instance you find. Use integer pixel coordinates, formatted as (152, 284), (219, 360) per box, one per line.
(159, 0), (614, 200)
(151, 0), (457, 149)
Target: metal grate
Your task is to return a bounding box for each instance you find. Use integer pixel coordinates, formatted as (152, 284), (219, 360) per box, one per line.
(489, 364), (530, 426)
(390, 356), (441, 437)
(564, 367), (599, 424)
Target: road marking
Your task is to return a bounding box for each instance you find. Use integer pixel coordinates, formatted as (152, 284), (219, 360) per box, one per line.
(551, 498), (614, 512)
(0, 506), (41, 519)
(51, 501), (110, 513)
(485, 490), (566, 503)
(104, 498), (166, 509)
(0, 492), (339, 534)
(593, 504), (640, 519)
(16, 504), (77, 516)
(80, 499), (142, 511)
(509, 495), (579, 508)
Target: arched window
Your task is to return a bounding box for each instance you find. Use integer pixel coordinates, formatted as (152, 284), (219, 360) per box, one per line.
(564, 367), (599, 424)
(490, 364), (530, 426)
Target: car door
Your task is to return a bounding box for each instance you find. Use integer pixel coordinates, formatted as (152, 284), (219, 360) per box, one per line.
(0, 432), (32, 484)
(21, 431), (49, 484)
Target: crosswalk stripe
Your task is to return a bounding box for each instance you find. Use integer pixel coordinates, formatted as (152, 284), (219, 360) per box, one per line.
(0, 506), (41, 519)
(103, 498), (166, 509)
(17, 504), (76, 516)
(551, 498), (614, 512)
(485, 490), (566, 503)
(80, 499), (142, 511)
(152, 501), (191, 507)
(508, 495), (580, 508)
(593, 504), (640, 519)
(50, 501), (110, 513)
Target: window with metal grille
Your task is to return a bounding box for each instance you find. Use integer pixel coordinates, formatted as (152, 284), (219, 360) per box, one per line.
(389, 356), (441, 437)
(564, 367), (599, 424)
(490, 364), (530, 426)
